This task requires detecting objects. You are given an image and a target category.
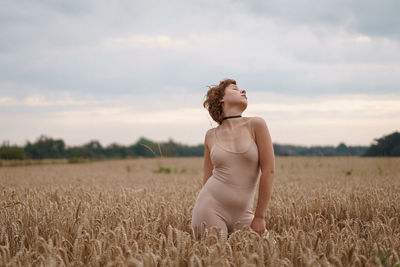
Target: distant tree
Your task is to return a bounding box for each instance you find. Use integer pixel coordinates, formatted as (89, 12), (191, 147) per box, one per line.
(24, 135), (66, 159)
(363, 131), (400, 157)
(336, 143), (350, 156)
(391, 144), (400, 156)
(105, 143), (131, 158)
(0, 146), (25, 160)
(0, 134), (372, 160)
(132, 137), (159, 157)
(161, 138), (179, 157)
(65, 140), (105, 159)
(83, 140), (105, 158)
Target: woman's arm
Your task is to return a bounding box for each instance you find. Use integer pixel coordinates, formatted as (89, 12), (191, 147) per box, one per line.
(253, 117), (275, 219)
(203, 129), (214, 185)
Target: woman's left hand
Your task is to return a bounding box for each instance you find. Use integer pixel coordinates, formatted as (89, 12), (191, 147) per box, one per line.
(250, 216), (266, 235)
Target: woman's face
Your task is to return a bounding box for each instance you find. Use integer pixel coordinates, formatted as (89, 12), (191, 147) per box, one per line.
(219, 83), (247, 106)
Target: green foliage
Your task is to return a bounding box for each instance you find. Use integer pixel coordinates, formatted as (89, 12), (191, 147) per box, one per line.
(136, 138), (159, 157)
(24, 135), (66, 159)
(105, 143), (132, 158)
(0, 146), (25, 160)
(66, 140), (105, 159)
(363, 131), (400, 157)
(377, 247), (393, 267)
(152, 166), (189, 174)
(336, 143), (350, 156)
(153, 166), (171, 174)
(178, 168), (187, 174)
(390, 144), (400, 156)
(0, 134), (373, 160)
(272, 143), (367, 156)
(68, 157), (86, 164)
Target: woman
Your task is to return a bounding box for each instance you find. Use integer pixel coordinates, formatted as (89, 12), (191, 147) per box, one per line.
(191, 78), (275, 240)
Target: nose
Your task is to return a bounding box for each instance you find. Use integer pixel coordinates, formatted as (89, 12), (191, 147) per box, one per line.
(241, 89), (246, 94)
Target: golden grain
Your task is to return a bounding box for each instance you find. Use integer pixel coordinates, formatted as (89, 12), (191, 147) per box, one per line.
(0, 156), (399, 266)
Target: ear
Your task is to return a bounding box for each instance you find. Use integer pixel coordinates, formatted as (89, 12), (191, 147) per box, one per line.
(219, 98), (224, 103)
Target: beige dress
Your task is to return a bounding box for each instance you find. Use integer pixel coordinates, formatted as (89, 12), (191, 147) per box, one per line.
(191, 119), (261, 240)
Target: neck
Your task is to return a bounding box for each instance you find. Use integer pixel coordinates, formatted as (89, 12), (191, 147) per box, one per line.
(222, 106), (244, 118)
(221, 106), (245, 127)
(223, 114), (241, 120)
(220, 115), (244, 129)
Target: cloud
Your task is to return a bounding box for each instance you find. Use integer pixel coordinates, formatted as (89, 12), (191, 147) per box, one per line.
(1, 1), (399, 98)
(0, 95), (97, 107)
(247, 92), (400, 146)
(233, 0), (400, 38)
(1, 91), (399, 147)
(1, 1), (399, 146)
(105, 34), (218, 49)
(248, 92), (400, 120)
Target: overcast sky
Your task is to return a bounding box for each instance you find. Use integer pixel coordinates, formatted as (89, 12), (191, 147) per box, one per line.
(1, 0), (399, 147)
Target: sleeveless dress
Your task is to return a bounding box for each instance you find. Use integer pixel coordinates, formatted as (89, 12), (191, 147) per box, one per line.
(191, 119), (261, 239)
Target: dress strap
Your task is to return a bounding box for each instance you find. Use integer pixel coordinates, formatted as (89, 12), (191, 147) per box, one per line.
(214, 118), (254, 143)
(214, 127), (219, 145)
(247, 118), (255, 141)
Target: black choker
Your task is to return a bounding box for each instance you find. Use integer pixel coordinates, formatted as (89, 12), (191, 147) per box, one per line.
(222, 115), (242, 121)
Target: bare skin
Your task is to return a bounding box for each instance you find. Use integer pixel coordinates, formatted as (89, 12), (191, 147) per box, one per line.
(202, 83), (275, 235)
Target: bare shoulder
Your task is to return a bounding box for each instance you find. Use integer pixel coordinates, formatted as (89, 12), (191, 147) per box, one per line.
(204, 128), (216, 150)
(205, 127), (216, 138)
(246, 116), (268, 136)
(247, 116), (267, 126)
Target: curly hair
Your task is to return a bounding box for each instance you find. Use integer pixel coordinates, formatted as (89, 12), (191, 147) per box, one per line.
(203, 78), (236, 125)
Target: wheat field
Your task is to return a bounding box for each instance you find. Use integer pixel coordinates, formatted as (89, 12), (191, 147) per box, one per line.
(0, 156), (399, 266)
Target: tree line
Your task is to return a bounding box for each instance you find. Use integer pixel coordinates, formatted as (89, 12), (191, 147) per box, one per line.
(0, 135), (203, 160)
(363, 131), (400, 156)
(0, 131), (398, 160)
